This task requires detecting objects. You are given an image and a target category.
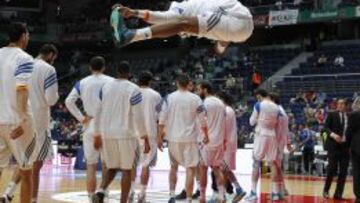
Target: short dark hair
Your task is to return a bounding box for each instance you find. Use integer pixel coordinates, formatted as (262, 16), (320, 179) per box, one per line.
(117, 61), (130, 76)
(90, 56), (105, 71)
(254, 89), (268, 98)
(217, 91), (233, 106)
(199, 81), (214, 94)
(269, 92), (280, 105)
(176, 74), (190, 88)
(139, 71), (153, 86)
(39, 44), (58, 56)
(7, 22), (28, 42)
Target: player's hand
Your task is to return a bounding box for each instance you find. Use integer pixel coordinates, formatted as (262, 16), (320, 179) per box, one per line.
(157, 137), (164, 152)
(120, 6), (136, 18)
(331, 133), (342, 143)
(82, 115), (92, 126)
(10, 115), (28, 139)
(143, 137), (150, 154)
(10, 125), (24, 140)
(202, 136), (209, 145)
(93, 135), (102, 150)
(213, 41), (230, 55)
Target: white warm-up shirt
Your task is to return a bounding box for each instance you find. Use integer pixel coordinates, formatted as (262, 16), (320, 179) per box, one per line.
(225, 106), (238, 153)
(65, 74), (113, 122)
(249, 99), (279, 137)
(29, 58), (59, 133)
(169, 0), (252, 19)
(94, 79), (147, 139)
(140, 87), (162, 139)
(203, 96), (226, 148)
(276, 105), (289, 147)
(0, 47), (34, 125)
(159, 90), (207, 143)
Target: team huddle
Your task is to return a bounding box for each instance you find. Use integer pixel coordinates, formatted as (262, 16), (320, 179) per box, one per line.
(63, 58), (247, 203)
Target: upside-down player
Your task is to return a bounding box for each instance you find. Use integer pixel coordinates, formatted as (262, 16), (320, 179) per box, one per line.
(110, 0), (253, 54)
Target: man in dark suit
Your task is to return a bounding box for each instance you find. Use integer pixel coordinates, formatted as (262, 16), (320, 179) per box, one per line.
(323, 99), (350, 200)
(346, 97), (360, 203)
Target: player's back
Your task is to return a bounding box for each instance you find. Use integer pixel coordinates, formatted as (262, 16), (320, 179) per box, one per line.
(255, 100), (279, 136)
(225, 106), (237, 152)
(163, 90), (202, 142)
(276, 105), (289, 144)
(140, 87), (162, 138)
(100, 79), (141, 138)
(0, 47), (33, 124)
(78, 74), (113, 117)
(204, 96), (226, 147)
(30, 59), (59, 128)
(170, 0), (251, 18)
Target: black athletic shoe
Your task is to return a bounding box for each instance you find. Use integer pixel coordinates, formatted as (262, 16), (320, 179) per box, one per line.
(192, 190), (200, 199)
(0, 195), (13, 203)
(94, 192), (105, 203)
(175, 190), (187, 200)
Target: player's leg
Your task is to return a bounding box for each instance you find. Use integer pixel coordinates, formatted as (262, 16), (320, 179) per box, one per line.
(213, 166), (226, 202)
(185, 167), (196, 203)
(32, 160), (43, 202)
(1, 167), (21, 202)
(19, 168), (33, 203)
(111, 6), (199, 47)
(95, 162), (115, 202)
(7, 121), (36, 203)
(86, 163), (98, 201)
(199, 165), (208, 203)
(169, 164), (178, 202)
(270, 160), (283, 200)
(120, 169), (132, 203)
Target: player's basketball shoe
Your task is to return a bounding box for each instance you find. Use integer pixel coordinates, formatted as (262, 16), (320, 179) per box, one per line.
(110, 5), (135, 47)
(0, 195), (13, 203)
(232, 188), (246, 202)
(245, 191), (257, 201)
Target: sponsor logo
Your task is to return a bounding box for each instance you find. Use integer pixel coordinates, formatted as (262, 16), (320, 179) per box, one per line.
(269, 9), (299, 26)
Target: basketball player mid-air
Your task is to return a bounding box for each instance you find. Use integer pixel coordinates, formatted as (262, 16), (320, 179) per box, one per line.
(110, 0), (253, 54)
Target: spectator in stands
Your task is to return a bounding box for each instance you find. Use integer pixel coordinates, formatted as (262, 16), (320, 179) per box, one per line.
(334, 54), (344, 67)
(316, 54), (327, 67)
(225, 74), (236, 89)
(315, 91), (327, 105)
(323, 99), (350, 200)
(304, 89), (316, 104)
(315, 107), (326, 126)
(251, 69), (262, 91)
(346, 97), (360, 203)
(298, 122), (317, 174)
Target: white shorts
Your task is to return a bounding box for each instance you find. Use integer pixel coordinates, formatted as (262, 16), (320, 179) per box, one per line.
(139, 138), (157, 168)
(102, 138), (139, 170)
(253, 135), (277, 162)
(200, 145), (224, 167)
(83, 121), (100, 165)
(0, 122), (36, 170)
(197, 11), (253, 42)
(223, 151), (236, 170)
(168, 142), (199, 168)
(33, 129), (53, 161)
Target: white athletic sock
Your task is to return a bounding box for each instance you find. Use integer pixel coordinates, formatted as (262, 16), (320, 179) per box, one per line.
(4, 181), (17, 197)
(218, 186), (225, 200)
(251, 180), (257, 192)
(272, 182), (280, 194)
(187, 197), (192, 203)
(196, 179), (200, 190)
(140, 184), (147, 196)
(88, 193), (94, 203)
(130, 181), (136, 193)
(170, 190), (175, 198)
(132, 28), (152, 42)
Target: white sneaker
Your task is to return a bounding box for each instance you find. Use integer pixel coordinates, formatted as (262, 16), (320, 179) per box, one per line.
(245, 191), (258, 201)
